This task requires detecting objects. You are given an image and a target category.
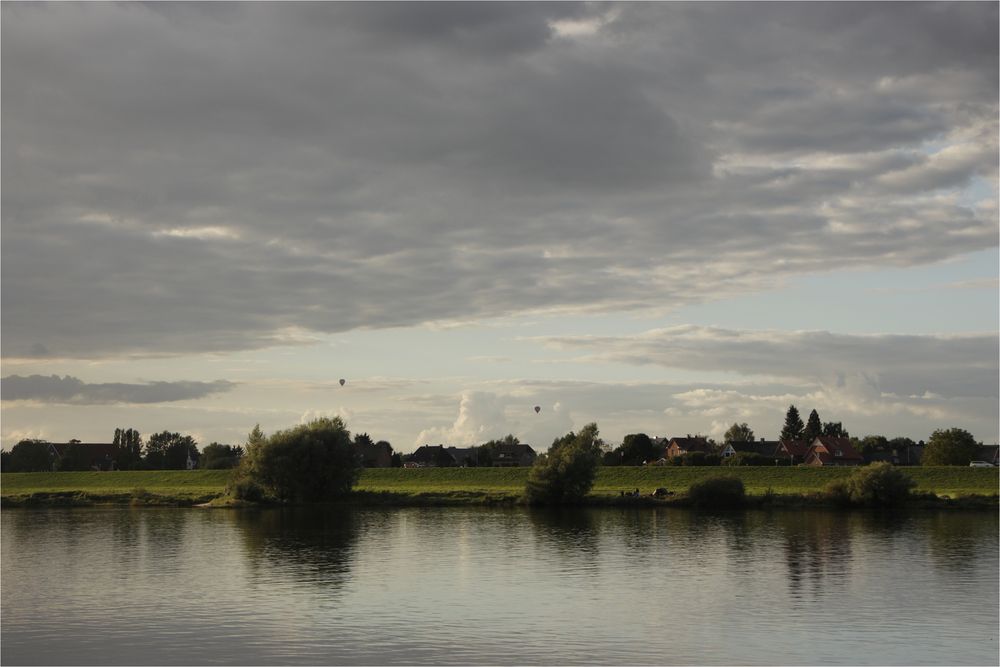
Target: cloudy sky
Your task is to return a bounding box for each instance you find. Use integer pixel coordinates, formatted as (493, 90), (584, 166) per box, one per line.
(2, 2), (997, 452)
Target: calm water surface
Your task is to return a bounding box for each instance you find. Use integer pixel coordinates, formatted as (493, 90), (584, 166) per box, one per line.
(2, 507), (997, 665)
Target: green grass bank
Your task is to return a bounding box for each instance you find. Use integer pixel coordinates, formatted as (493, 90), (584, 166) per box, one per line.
(2, 466), (996, 506)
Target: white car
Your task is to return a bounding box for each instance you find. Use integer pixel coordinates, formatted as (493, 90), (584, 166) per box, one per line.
(969, 461), (995, 468)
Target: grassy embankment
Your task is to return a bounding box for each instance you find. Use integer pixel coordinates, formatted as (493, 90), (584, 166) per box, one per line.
(2, 466), (997, 506)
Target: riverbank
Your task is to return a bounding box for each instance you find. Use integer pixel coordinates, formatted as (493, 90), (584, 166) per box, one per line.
(2, 467), (996, 508)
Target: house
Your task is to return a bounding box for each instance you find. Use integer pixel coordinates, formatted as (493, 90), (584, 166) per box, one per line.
(665, 436), (713, 459)
(409, 444), (456, 467)
(493, 443), (536, 467)
(47, 441), (119, 471)
(804, 436), (864, 467)
(446, 447), (479, 467)
(354, 440), (393, 468)
(774, 439), (810, 465)
(724, 439), (783, 460)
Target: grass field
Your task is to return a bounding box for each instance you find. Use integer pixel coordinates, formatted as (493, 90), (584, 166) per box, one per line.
(2, 465), (997, 504)
(0, 470), (233, 503)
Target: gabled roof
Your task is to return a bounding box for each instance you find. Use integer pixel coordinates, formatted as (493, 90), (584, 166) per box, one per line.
(810, 436), (863, 461)
(495, 443), (535, 456)
(410, 444), (454, 464)
(668, 437), (712, 453)
(49, 442), (117, 458)
(447, 447), (479, 465)
(730, 440), (782, 457)
(778, 439), (810, 457)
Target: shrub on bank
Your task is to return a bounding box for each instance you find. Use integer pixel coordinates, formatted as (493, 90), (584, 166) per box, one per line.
(825, 463), (916, 507)
(236, 417), (360, 503)
(844, 462), (916, 507)
(687, 476), (745, 508)
(525, 423), (603, 505)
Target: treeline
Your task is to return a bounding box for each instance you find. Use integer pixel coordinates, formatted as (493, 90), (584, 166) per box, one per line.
(0, 425), (401, 474)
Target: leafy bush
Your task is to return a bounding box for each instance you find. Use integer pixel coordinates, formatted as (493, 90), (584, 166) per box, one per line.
(525, 423), (602, 505)
(823, 479), (852, 506)
(227, 476), (266, 503)
(681, 452), (721, 466)
(240, 417), (360, 503)
(687, 476), (745, 508)
(845, 462), (916, 507)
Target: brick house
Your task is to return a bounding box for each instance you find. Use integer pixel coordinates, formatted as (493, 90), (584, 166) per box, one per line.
(665, 436), (713, 459)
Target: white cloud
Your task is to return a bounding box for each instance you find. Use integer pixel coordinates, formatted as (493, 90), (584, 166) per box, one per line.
(415, 391), (573, 449)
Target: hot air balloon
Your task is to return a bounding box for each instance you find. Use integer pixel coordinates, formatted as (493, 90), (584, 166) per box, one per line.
(534, 405), (541, 414)
(339, 379), (346, 387)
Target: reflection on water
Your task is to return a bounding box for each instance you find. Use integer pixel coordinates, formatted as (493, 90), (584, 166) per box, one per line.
(2, 507), (997, 665)
(234, 507), (359, 592)
(778, 511), (854, 600)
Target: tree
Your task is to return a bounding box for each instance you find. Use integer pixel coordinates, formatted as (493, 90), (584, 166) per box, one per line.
(857, 435), (889, 455)
(822, 421), (848, 438)
(617, 433), (657, 466)
(200, 443), (242, 469)
(354, 432), (374, 448)
(723, 423), (755, 445)
(9, 439), (53, 472)
(525, 423), (602, 504)
(922, 428), (979, 466)
(242, 417), (360, 502)
(144, 431), (198, 470)
(113, 427), (143, 470)
(803, 409), (823, 442)
(0, 450), (11, 471)
(390, 452), (403, 467)
(780, 405), (805, 441)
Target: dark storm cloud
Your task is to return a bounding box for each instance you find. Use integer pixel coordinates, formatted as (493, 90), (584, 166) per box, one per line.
(1, 374), (235, 404)
(2, 2), (996, 358)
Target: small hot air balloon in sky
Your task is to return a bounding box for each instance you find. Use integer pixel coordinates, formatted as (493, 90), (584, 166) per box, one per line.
(339, 378), (346, 387)
(534, 405), (541, 414)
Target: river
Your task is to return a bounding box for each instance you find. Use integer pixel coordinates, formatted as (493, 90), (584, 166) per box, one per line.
(1, 507), (997, 665)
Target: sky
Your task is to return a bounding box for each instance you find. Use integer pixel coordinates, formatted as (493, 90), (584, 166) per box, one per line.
(2, 2), (998, 453)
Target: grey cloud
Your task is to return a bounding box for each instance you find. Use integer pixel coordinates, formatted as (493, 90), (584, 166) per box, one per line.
(2, 2), (996, 358)
(538, 326), (999, 399)
(1, 374), (235, 404)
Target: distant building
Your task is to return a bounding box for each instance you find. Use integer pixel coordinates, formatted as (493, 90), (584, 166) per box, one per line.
(46, 442), (118, 471)
(665, 436), (713, 459)
(492, 443), (536, 467)
(409, 444), (455, 467)
(774, 439), (811, 465)
(974, 444), (999, 467)
(803, 436), (864, 467)
(446, 447), (479, 467)
(354, 440), (393, 468)
(723, 439), (783, 460)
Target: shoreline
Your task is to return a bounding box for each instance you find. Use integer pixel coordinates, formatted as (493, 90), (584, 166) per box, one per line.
(2, 488), (997, 511)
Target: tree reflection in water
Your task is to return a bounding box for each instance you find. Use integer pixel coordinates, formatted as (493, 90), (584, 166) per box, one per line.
(777, 511), (856, 601)
(233, 507), (360, 591)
